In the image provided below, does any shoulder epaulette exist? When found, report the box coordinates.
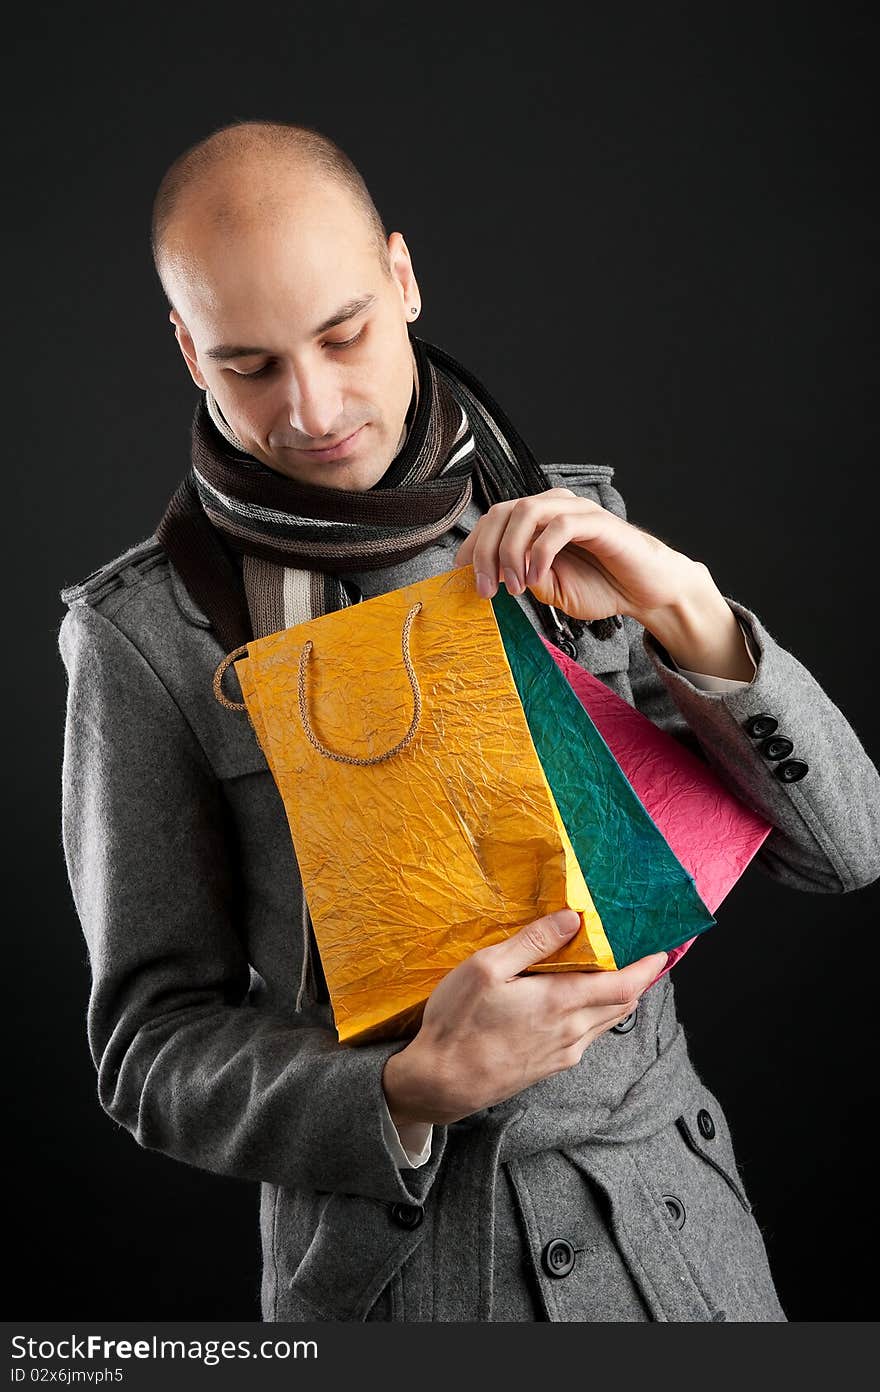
[59,535,167,609]
[543,460,616,483]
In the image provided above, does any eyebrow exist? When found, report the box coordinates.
[204,293,378,361]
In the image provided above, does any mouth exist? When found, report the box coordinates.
[294,425,368,462]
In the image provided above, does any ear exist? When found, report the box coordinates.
[387,231,419,317]
[169,310,208,390]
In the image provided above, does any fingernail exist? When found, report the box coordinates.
[553,909,580,936]
[475,571,495,598]
[503,567,522,594]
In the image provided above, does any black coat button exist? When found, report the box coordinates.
[541,1238,576,1278]
[611,1006,638,1034]
[662,1194,686,1229]
[390,1202,424,1229]
[744,714,778,739]
[697,1108,716,1140]
[774,759,809,783]
[760,735,794,760]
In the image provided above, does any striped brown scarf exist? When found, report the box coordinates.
[156,330,621,654]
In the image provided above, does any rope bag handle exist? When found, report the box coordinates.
[212,644,249,711]
[299,601,423,765]
[212,602,424,767]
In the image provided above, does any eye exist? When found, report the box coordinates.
[234,362,274,380]
[324,328,364,351]
[232,328,365,379]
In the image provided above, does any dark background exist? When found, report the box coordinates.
[9,1,878,1321]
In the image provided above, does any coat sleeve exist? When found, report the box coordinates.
[57,599,447,1203]
[594,490,880,896]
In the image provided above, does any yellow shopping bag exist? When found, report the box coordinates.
[213,565,615,1044]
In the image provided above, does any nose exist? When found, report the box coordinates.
[283,359,345,442]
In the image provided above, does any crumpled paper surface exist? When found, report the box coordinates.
[232,565,615,1045]
[492,585,718,969]
[536,619,773,976]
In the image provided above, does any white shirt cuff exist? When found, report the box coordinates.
[380,1092,433,1169]
[668,618,758,691]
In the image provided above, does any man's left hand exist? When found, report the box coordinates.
[452,489,756,681]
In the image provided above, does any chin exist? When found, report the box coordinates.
[328,464,390,492]
[312,450,395,493]
[264,436,393,490]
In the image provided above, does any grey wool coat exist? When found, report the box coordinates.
[57,459,880,1323]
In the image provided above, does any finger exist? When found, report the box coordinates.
[559,952,669,1012]
[569,996,642,1038]
[473,493,590,598]
[454,502,517,594]
[452,526,480,570]
[453,506,516,569]
[480,908,581,978]
[496,491,588,596]
[525,507,632,588]
[456,492,585,598]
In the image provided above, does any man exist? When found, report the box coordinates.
[58,119,880,1322]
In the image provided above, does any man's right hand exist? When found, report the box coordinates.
[381,909,668,1128]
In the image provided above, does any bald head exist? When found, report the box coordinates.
[151,120,391,307]
[153,120,422,492]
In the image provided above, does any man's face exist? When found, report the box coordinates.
[165,178,419,490]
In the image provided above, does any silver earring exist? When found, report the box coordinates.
[410,305,419,316]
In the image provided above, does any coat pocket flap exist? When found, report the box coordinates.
[675,1115,752,1214]
[288,1190,428,1320]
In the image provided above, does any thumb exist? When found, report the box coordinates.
[488,908,581,978]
